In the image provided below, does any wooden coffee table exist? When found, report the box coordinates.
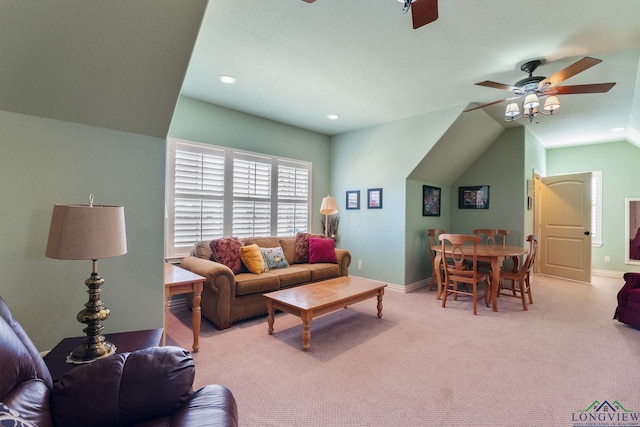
[264,276,387,351]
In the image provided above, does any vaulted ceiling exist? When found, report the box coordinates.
[1,1,639,151]
[182,0,640,148]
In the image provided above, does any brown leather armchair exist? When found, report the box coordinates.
[0,296,238,427]
[614,272,640,329]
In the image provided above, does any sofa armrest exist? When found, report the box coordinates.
[180,256,236,330]
[335,248,351,277]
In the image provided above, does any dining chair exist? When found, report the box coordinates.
[427,228,445,291]
[499,234,538,310]
[473,229,508,247]
[439,234,491,315]
[472,228,509,277]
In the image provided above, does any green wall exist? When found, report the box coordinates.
[331,106,462,286]
[405,179,451,286]
[547,140,640,272]
[451,128,528,246]
[0,110,165,351]
[168,96,332,235]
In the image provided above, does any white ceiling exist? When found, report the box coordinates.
[181,0,640,148]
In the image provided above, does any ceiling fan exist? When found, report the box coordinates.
[464,57,616,121]
[302,0,438,29]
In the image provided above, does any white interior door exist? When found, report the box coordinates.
[540,173,592,282]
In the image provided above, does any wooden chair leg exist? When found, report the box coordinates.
[518,279,528,310]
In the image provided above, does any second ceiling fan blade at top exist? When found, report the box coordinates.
[410,0,438,29]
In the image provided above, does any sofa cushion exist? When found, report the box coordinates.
[235,273,280,296]
[279,239,295,265]
[192,240,213,260]
[240,244,267,274]
[266,266,311,288]
[210,237,244,274]
[260,247,290,270]
[244,237,281,249]
[306,263,340,282]
[294,232,324,263]
[308,238,337,264]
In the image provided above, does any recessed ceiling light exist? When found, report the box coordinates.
[218,75,237,84]
[326,114,339,120]
[612,127,625,132]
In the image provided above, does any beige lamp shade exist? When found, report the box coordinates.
[46,204,127,260]
[320,195,338,215]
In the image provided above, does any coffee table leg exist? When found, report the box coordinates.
[267,300,274,335]
[301,311,312,352]
[377,289,384,318]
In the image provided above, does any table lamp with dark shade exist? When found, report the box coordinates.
[45,197,127,364]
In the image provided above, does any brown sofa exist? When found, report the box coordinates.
[0,296,238,427]
[180,236,351,329]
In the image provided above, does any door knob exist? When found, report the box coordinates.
[584,231,591,236]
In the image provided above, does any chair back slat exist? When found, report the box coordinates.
[473,229,508,247]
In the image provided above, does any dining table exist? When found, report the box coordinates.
[432,244,528,312]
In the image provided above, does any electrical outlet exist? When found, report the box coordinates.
[357,260,363,270]
[604,256,611,263]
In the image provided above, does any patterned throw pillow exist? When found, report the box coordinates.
[260,247,291,270]
[0,403,37,427]
[240,244,267,274]
[308,238,338,264]
[209,237,243,274]
[294,232,324,264]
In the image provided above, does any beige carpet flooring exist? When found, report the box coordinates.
[165,274,640,426]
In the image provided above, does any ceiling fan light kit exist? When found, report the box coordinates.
[470,56,615,124]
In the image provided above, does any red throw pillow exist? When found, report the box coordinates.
[294,232,324,263]
[308,238,337,264]
[209,237,243,274]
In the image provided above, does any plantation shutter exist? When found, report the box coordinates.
[173,145,225,250]
[232,155,272,237]
[277,162,309,235]
[591,171,602,245]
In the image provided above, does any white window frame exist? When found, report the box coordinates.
[165,138,312,259]
[591,170,602,247]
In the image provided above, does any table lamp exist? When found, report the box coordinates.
[320,195,338,238]
[45,195,127,364]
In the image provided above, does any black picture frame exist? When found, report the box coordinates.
[346,190,360,210]
[422,185,441,216]
[458,185,490,209]
[367,188,383,209]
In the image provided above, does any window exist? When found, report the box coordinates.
[591,171,602,246]
[166,139,311,258]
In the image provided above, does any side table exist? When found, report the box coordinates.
[43,328,163,382]
[164,262,205,352]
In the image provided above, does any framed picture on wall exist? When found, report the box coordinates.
[458,185,490,209]
[367,188,383,209]
[346,190,360,210]
[422,185,441,216]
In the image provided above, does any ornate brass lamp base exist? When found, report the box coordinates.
[66,261,117,364]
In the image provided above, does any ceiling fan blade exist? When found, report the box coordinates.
[475,80,521,93]
[411,0,438,29]
[538,57,602,88]
[552,83,616,95]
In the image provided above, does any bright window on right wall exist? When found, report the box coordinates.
[591,171,602,247]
